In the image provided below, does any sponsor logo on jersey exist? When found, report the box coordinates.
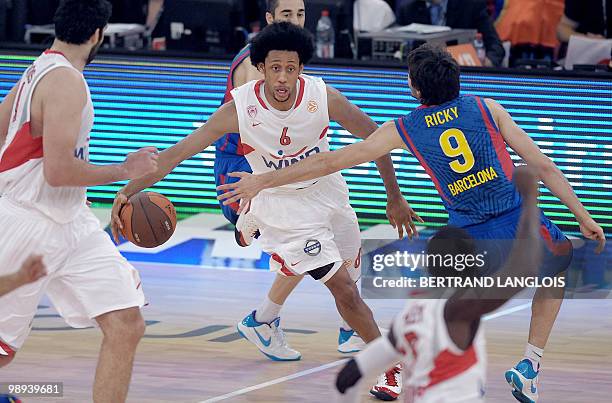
[304,239,321,256]
[262,146,320,170]
[247,105,258,119]
[447,166,498,196]
[307,100,318,113]
[74,146,87,160]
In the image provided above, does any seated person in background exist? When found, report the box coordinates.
[354,0,397,32]
[397,0,505,66]
[557,0,611,43]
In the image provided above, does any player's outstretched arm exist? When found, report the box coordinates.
[0,83,19,150]
[327,85,423,238]
[217,121,401,206]
[486,98,605,253]
[110,101,239,243]
[0,255,46,297]
[41,69,159,187]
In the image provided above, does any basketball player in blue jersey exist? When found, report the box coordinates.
[210,0,416,362]
[218,44,606,403]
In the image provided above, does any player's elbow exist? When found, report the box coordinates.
[532,157,557,178]
[44,163,69,187]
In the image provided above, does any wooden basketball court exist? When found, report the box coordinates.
[5,256,612,402]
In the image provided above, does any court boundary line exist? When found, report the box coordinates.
[199,302,532,402]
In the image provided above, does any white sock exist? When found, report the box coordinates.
[254,296,283,324]
[524,343,543,369]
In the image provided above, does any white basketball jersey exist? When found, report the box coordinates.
[393,299,487,403]
[231,74,342,191]
[0,50,93,223]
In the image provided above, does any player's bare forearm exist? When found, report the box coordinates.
[327,87,404,198]
[120,101,237,196]
[0,273,20,297]
[119,149,177,196]
[45,158,132,187]
[538,162,591,223]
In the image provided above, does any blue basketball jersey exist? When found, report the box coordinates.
[213,44,251,156]
[395,95,521,227]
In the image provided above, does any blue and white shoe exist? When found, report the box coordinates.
[338,328,366,353]
[505,359,539,403]
[237,311,301,361]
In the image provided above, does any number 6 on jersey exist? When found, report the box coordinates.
[280,127,292,146]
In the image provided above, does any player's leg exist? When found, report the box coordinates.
[505,218,571,403]
[331,206,366,353]
[47,219,146,402]
[322,263,380,342]
[0,204,55,369]
[94,307,145,402]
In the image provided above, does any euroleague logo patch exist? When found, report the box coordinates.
[307,100,318,113]
[304,239,322,256]
[247,105,258,119]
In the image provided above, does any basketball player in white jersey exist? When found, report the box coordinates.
[219,0,415,360]
[217,0,392,361]
[110,22,422,400]
[335,166,544,402]
[0,256,46,298]
[0,1,158,401]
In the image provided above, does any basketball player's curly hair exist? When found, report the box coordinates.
[426,226,479,279]
[54,0,112,45]
[407,43,461,106]
[250,22,314,67]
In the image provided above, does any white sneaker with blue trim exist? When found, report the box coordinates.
[338,328,366,353]
[237,310,301,361]
[505,359,539,403]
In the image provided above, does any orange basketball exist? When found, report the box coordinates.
[120,192,177,248]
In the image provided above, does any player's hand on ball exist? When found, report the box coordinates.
[216,172,263,211]
[386,195,424,239]
[16,255,47,286]
[578,217,606,254]
[111,192,129,244]
[123,147,159,179]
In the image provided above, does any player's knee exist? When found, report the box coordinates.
[330,279,361,310]
[98,308,145,345]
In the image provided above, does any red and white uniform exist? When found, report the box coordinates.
[0,51,144,351]
[231,75,360,282]
[393,299,487,403]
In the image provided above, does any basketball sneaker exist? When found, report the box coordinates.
[237,311,301,361]
[505,359,539,403]
[235,200,259,247]
[337,328,366,353]
[370,364,402,401]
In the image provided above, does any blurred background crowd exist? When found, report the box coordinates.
[0,0,610,71]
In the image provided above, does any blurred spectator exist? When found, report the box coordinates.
[495,0,564,66]
[557,0,611,42]
[109,0,164,28]
[354,0,396,31]
[397,0,505,66]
